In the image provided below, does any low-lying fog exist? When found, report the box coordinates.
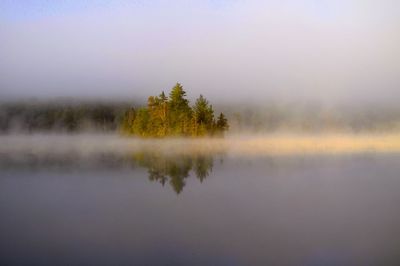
[1,133,400,159]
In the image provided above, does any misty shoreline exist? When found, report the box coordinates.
[2,101,400,134]
[1,133,400,158]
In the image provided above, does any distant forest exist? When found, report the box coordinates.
[0,100,129,133]
[120,83,229,137]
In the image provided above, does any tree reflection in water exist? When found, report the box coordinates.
[0,149,219,194]
[131,152,215,194]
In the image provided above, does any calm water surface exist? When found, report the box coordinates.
[1,152,400,265]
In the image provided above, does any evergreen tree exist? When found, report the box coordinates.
[193,95,214,136]
[216,112,229,135]
[168,83,192,135]
[159,91,169,136]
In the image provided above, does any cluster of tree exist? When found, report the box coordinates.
[120,83,229,137]
[0,101,130,133]
[3,94,400,134]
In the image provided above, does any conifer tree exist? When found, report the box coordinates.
[159,91,169,136]
[168,83,192,135]
[216,112,229,135]
[193,95,214,136]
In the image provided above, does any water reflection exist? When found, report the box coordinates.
[2,150,400,265]
[132,152,214,194]
[0,151,217,194]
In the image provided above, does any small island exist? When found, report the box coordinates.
[120,83,229,137]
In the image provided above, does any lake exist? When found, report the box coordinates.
[1,135,400,265]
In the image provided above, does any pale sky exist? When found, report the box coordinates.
[1,0,399,104]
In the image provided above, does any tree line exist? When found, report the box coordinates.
[0,101,129,133]
[120,83,229,137]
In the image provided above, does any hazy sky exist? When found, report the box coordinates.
[1,0,399,103]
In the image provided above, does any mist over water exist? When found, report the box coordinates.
[2,133,400,265]
[2,133,400,159]
[2,144,400,265]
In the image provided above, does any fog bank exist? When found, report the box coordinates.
[1,1,400,104]
[2,134,400,159]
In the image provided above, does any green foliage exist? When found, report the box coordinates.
[120,108,136,135]
[146,92,169,137]
[192,95,214,136]
[121,83,229,137]
[216,113,229,134]
[132,108,150,137]
[168,83,192,135]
